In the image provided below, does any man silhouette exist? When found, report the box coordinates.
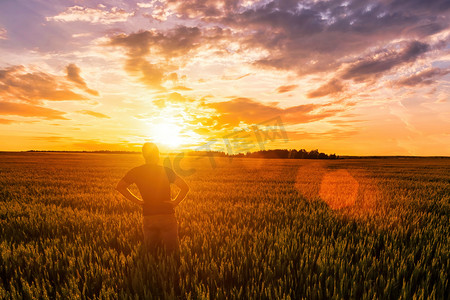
[116,142,189,254]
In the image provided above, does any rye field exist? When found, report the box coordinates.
[0,152,448,299]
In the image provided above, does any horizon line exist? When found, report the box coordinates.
[0,150,449,158]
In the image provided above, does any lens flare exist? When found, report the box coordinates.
[295,162,381,214]
[319,169,359,210]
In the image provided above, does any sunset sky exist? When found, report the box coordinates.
[0,0,449,155]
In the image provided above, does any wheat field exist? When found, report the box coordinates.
[0,152,448,299]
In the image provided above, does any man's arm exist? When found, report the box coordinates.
[171,175,189,207]
[115,179,144,207]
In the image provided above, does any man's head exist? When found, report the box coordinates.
[142,142,159,164]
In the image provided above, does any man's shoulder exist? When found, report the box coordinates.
[122,165,145,183]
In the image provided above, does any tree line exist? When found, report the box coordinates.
[188,149,339,159]
[26,149,339,159]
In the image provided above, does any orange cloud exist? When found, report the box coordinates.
[107,26,229,89]
[70,140,139,151]
[276,84,298,94]
[0,101,68,120]
[286,129,359,140]
[0,118,14,124]
[221,73,252,80]
[151,92,345,136]
[206,97,342,128]
[66,64,99,96]
[0,65,88,103]
[77,110,110,119]
[172,86,192,91]
[307,79,344,98]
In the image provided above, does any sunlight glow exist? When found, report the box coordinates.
[143,102,207,150]
[149,121,184,148]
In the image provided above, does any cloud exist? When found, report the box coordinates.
[107,26,228,89]
[77,110,110,119]
[164,0,242,19]
[276,84,298,93]
[172,86,192,91]
[221,73,252,80]
[137,3,154,9]
[286,128,359,140]
[0,118,14,124]
[140,2,174,21]
[206,97,341,127]
[162,0,448,79]
[307,79,344,98]
[152,92,194,108]
[0,101,68,120]
[108,26,205,59]
[47,6,134,24]
[150,93,343,138]
[0,65,100,121]
[66,64,99,96]
[139,61,165,89]
[152,92,344,132]
[103,0,447,95]
[0,65,88,103]
[66,64,86,85]
[396,67,450,87]
[27,136,139,151]
[0,27,7,40]
[342,41,430,82]
[30,136,71,142]
[70,140,139,151]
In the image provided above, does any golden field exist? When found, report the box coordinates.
[0,153,448,299]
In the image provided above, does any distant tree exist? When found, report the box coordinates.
[275,149,289,158]
[289,149,297,159]
[295,149,308,159]
[209,148,337,159]
[318,152,328,159]
[308,149,319,159]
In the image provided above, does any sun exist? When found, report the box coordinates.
[149,120,185,148]
[144,103,205,149]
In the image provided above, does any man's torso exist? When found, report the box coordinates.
[124,164,175,215]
